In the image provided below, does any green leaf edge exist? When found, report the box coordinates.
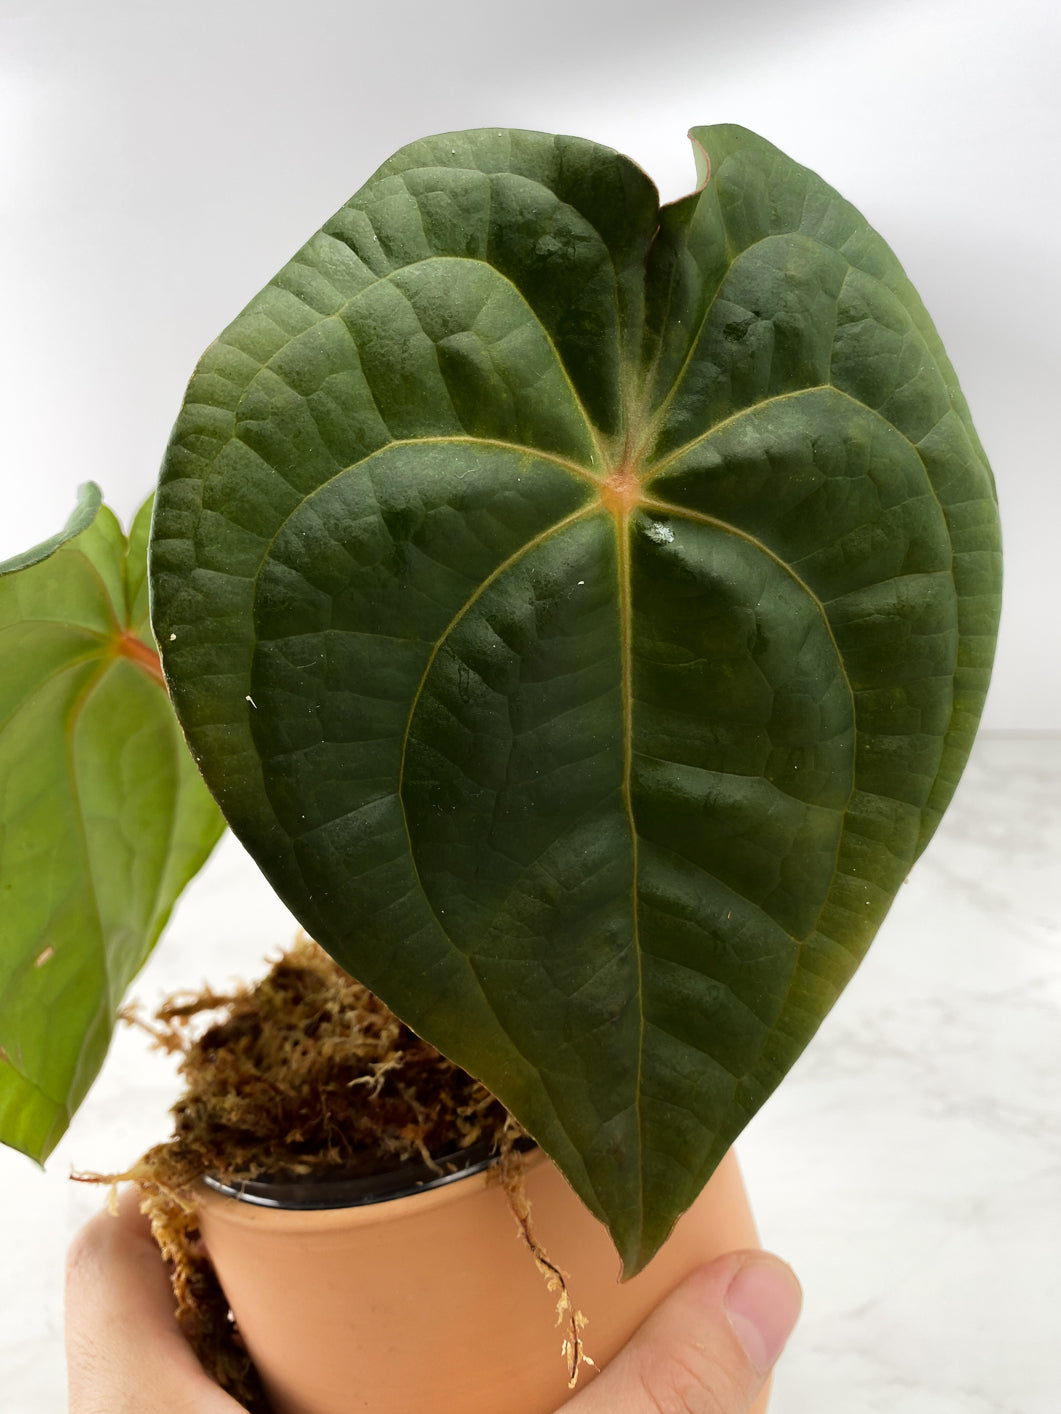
[0,482,103,576]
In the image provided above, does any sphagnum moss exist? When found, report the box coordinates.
[79,938,591,1410]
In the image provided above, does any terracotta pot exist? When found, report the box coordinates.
[196,1147,768,1414]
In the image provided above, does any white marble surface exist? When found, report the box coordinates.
[1,732,1058,1412]
[740,734,1061,1414]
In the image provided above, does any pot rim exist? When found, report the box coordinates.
[202,1136,536,1211]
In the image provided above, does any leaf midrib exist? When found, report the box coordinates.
[384,461,853,1262]
[614,505,645,1249]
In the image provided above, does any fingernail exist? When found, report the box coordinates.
[724,1256,802,1373]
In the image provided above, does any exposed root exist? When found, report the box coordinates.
[496,1126,595,1388]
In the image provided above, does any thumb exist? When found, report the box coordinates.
[560,1251,802,1414]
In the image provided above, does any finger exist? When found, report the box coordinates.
[561,1250,801,1414]
[65,1187,239,1413]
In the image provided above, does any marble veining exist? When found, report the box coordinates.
[1,733,1058,1412]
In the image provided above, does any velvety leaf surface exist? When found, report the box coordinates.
[0,489,225,1162]
[150,125,1002,1272]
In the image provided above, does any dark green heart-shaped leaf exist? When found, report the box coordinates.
[150,125,1002,1272]
[0,488,225,1162]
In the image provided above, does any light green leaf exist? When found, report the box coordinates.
[0,492,225,1162]
[0,482,102,574]
[150,125,1002,1272]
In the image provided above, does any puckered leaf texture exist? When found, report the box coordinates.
[150,125,1001,1273]
[0,489,225,1162]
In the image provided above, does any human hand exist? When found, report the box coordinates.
[66,1189,242,1413]
[557,1249,801,1414]
[66,1190,800,1414]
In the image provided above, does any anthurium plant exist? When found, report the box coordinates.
[0,124,1001,1276]
[0,490,224,1159]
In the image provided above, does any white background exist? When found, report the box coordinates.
[2,0,1058,728]
[1,2,1059,1410]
